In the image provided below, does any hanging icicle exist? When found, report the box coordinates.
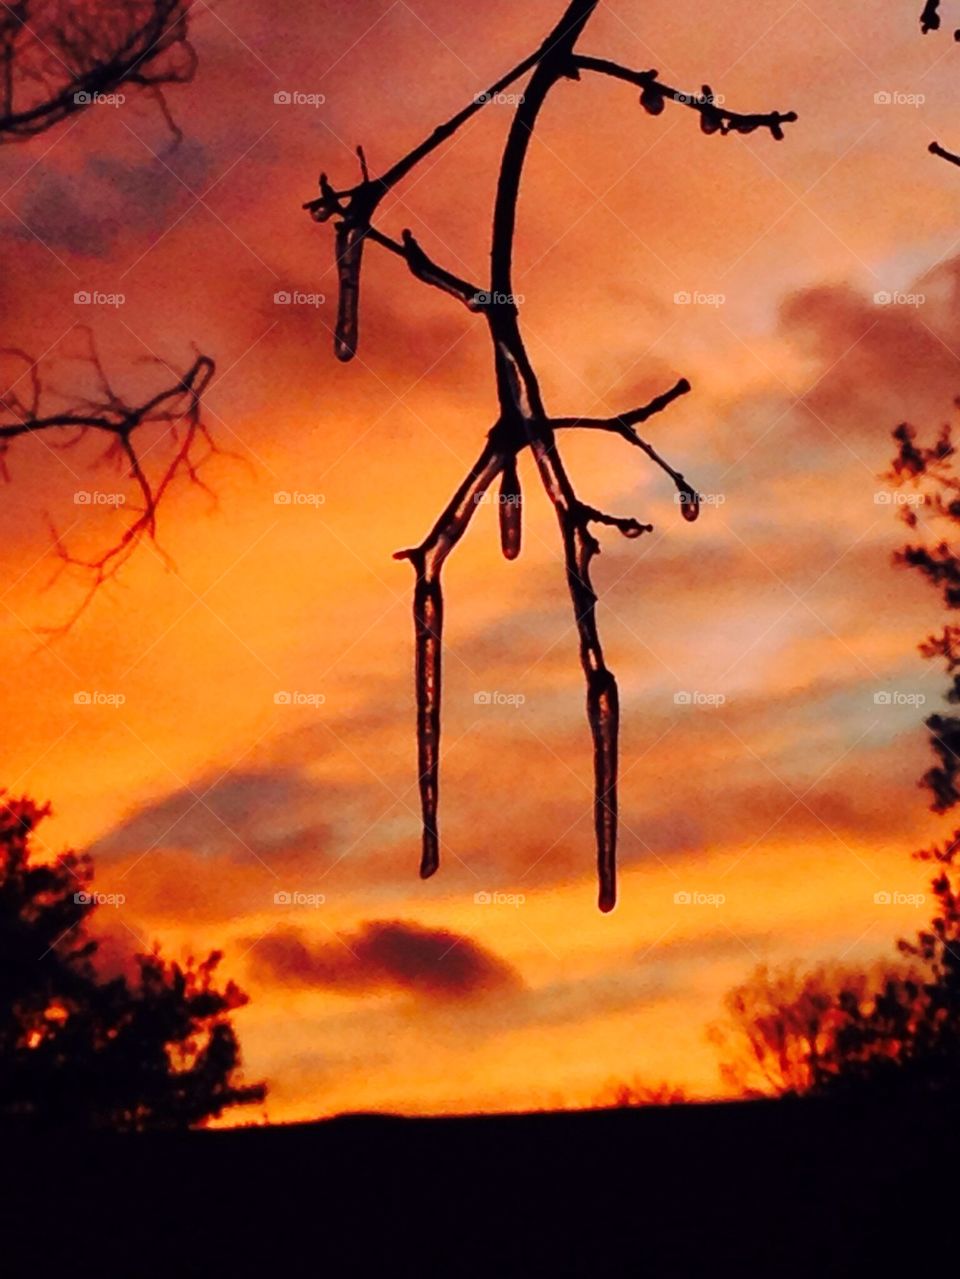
[306,0,795,909]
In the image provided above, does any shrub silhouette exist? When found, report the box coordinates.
[0,795,264,1130]
[714,411,960,1099]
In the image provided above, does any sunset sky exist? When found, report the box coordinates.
[2,0,960,1120]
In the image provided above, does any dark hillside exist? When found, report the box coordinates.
[3,1099,950,1277]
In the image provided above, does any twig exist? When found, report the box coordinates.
[306,0,795,910]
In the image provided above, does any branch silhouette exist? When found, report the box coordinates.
[0,0,196,144]
[305,0,796,910]
[0,334,217,629]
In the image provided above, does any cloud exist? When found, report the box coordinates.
[249,919,523,1002]
[88,766,336,864]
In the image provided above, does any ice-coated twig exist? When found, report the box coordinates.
[306,0,795,909]
[931,139,960,166]
[394,443,508,878]
[573,58,797,139]
[921,0,943,34]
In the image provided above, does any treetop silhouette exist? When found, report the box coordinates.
[0,794,265,1130]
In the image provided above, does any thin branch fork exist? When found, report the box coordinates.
[306,0,796,910]
[0,338,217,628]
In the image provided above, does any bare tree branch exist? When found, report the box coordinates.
[0,333,217,629]
[0,0,196,144]
[921,0,943,33]
[573,58,797,139]
[931,139,960,167]
[306,0,796,910]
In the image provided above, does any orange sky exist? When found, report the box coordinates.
[1,0,958,1120]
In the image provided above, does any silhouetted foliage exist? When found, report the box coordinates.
[0,0,196,144]
[594,1078,687,1107]
[304,0,796,910]
[714,419,960,1098]
[0,795,264,1130]
[710,963,929,1098]
[889,419,960,807]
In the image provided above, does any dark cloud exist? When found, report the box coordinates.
[88,767,335,863]
[10,171,120,258]
[778,257,960,444]
[5,141,213,260]
[249,919,522,1002]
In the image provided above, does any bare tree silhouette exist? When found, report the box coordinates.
[0,334,218,628]
[0,3,214,619]
[0,0,196,144]
[304,0,796,910]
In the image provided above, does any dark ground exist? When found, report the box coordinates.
[3,1098,950,1277]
